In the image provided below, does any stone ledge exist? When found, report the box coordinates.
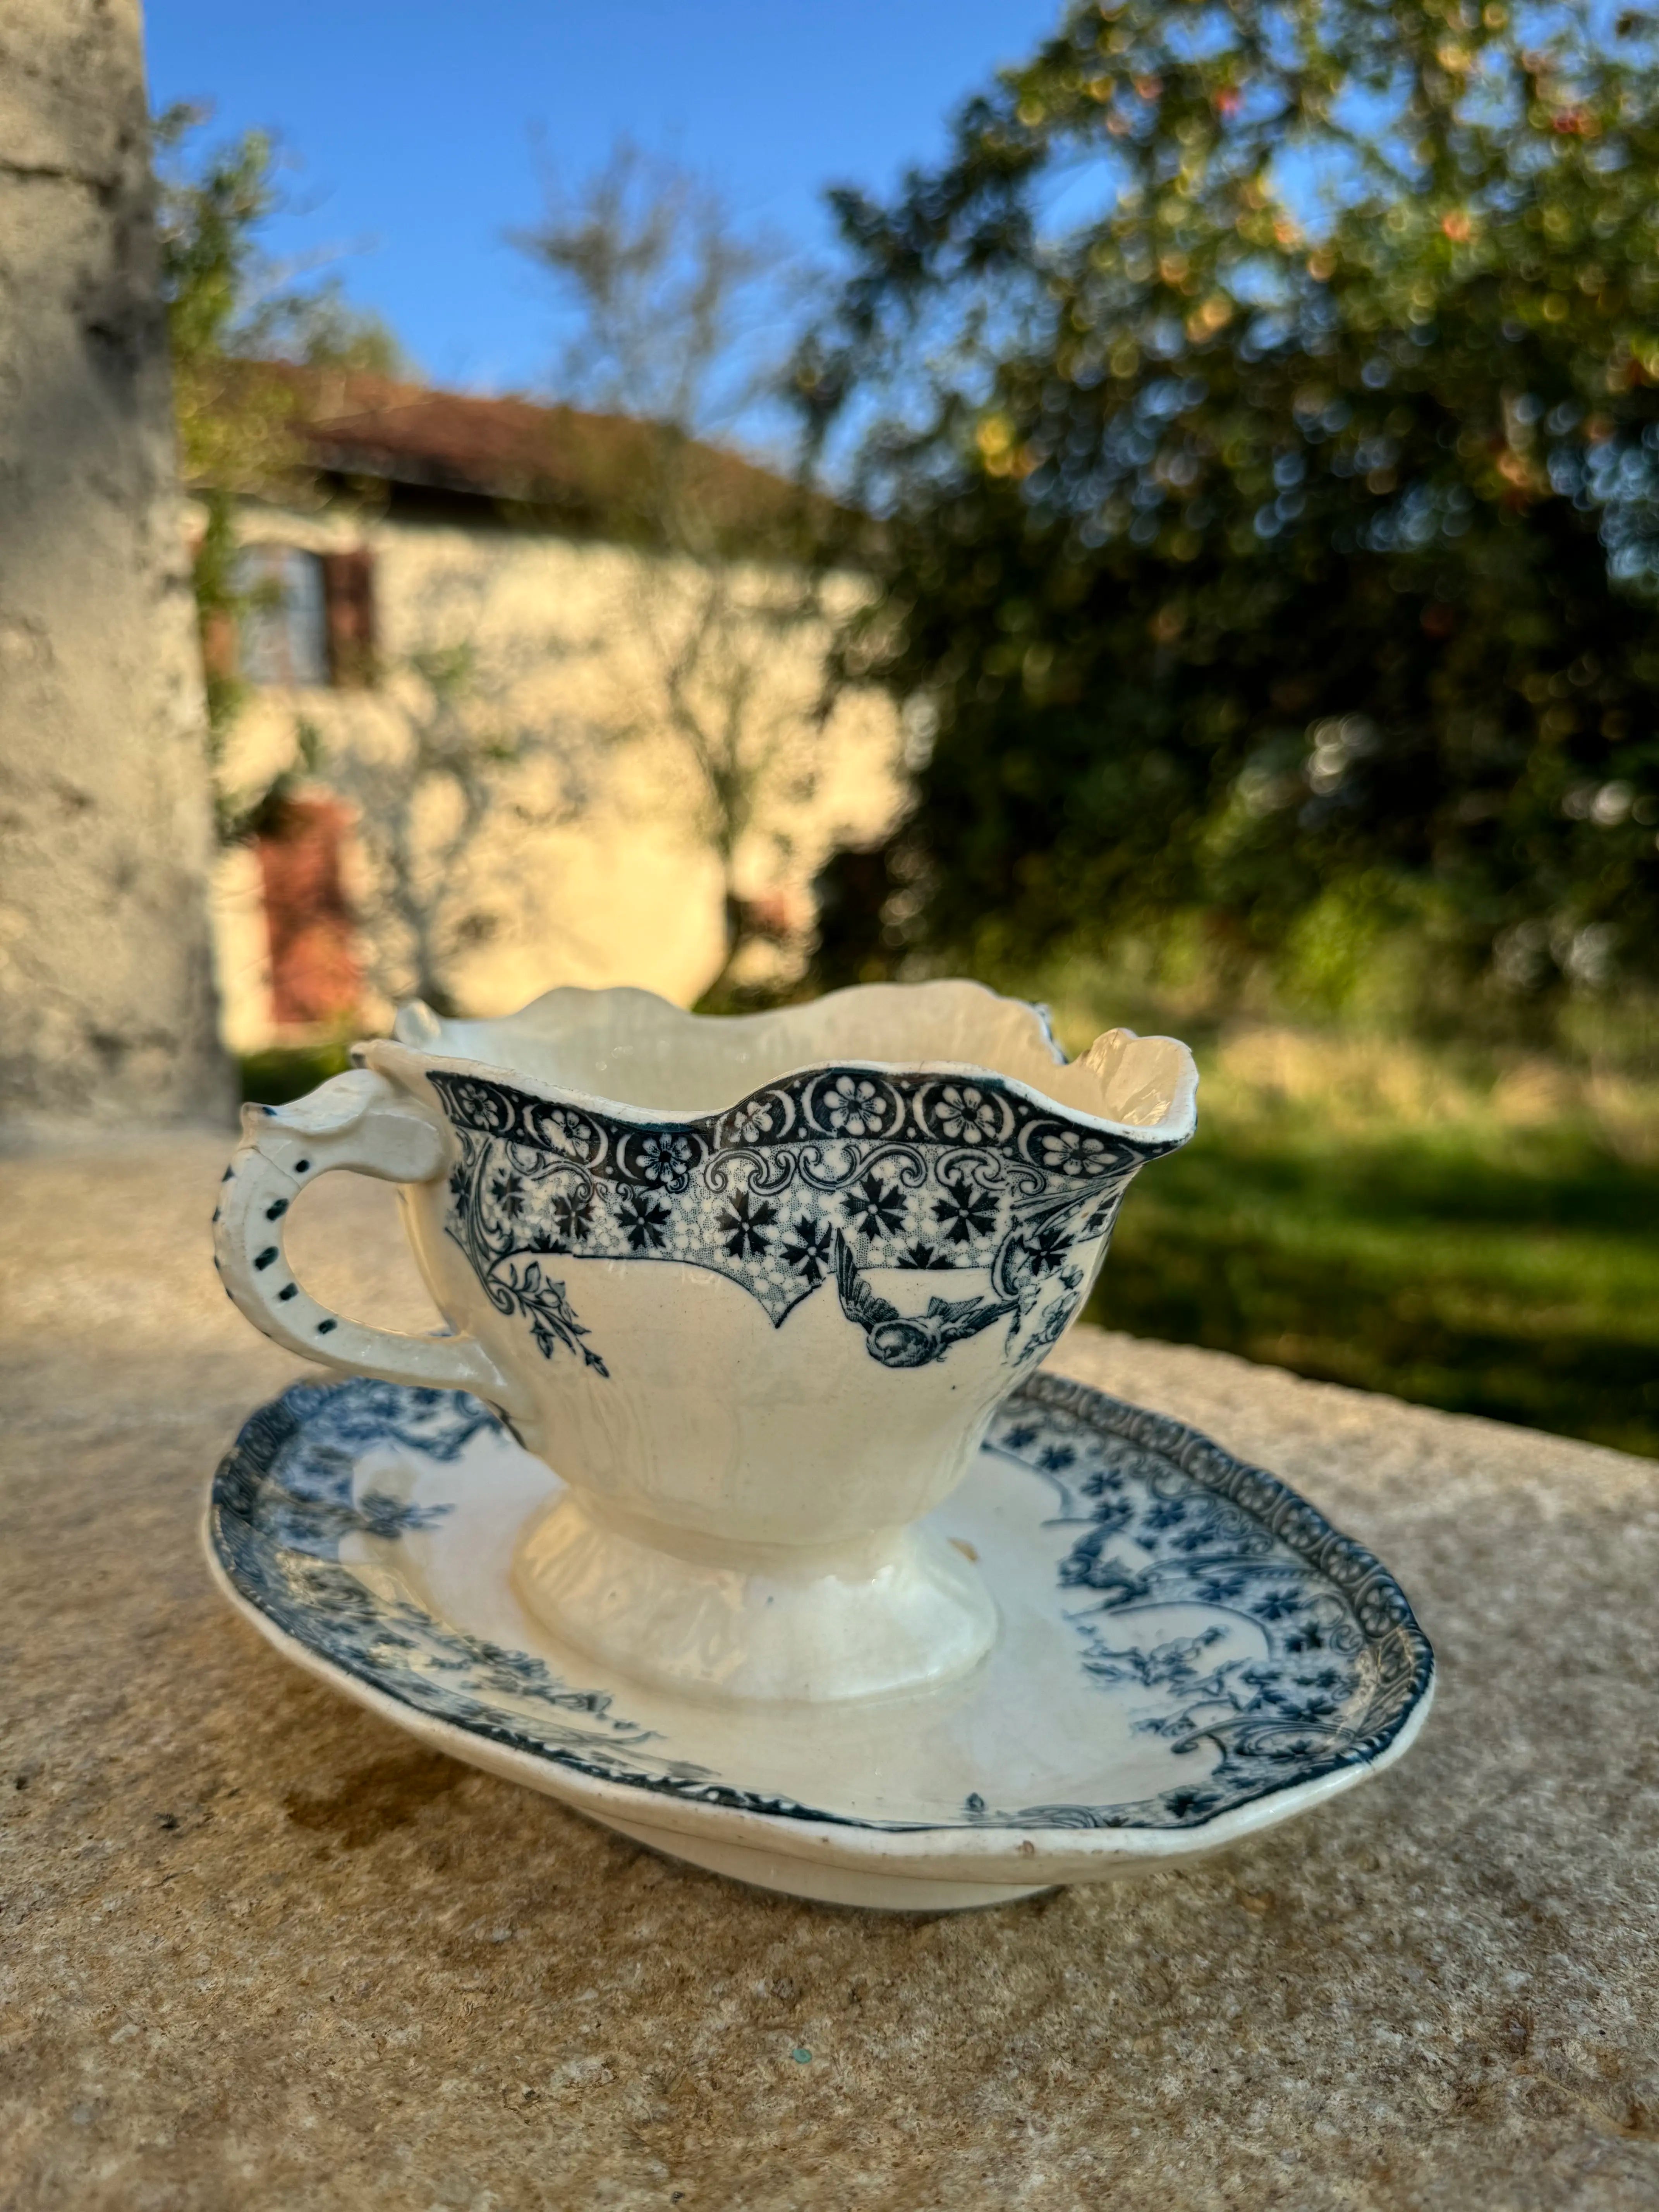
[3,1131,1656,2209]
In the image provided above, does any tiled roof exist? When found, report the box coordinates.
[246,365,808,547]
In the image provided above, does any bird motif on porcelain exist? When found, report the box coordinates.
[833,1230,1016,1367]
[428,1066,1181,1381]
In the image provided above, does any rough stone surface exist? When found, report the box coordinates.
[3,1131,1657,2210]
[0,1,229,1122]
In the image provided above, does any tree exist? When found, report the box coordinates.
[513,142,845,1005]
[157,110,613,1023]
[285,624,601,1017]
[803,0,1659,1024]
[154,105,404,788]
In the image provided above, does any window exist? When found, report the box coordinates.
[319,547,376,687]
[235,546,330,688]
[232,544,377,689]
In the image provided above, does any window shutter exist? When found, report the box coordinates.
[321,548,377,687]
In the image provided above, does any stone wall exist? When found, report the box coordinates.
[0,0,230,1123]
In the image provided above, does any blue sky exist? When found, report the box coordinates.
[144,1,1065,396]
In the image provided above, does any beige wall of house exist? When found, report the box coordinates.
[209,498,904,1050]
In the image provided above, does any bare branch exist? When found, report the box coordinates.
[511,137,846,1005]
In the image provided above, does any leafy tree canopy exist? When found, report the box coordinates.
[155,104,406,489]
[153,105,406,775]
[804,0,1659,1016]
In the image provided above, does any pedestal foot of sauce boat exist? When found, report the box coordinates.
[512,1492,998,1703]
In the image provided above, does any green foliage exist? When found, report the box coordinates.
[154,106,276,376]
[1021,958,1659,1453]
[153,105,406,796]
[1096,1092,1659,1458]
[190,488,249,792]
[239,1038,354,1106]
[806,0,1659,1020]
[220,715,324,847]
[154,102,407,418]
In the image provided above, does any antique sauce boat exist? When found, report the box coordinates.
[215,981,1198,1706]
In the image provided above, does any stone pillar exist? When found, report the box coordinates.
[0,0,232,1123]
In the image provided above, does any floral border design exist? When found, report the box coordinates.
[428,1066,1182,1378]
[209,1374,1433,1836]
[966,1377,1431,1827]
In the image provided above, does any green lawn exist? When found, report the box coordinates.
[242,1021,1659,1460]
[240,1039,354,1105]
[1090,1102,1659,1459]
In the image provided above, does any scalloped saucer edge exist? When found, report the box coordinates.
[204,1371,1434,1913]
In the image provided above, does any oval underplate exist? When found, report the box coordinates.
[205,1372,1433,1912]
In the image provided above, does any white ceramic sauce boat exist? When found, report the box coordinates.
[216,981,1197,1704]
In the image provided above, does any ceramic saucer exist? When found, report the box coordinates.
[205,1373,1433,1912]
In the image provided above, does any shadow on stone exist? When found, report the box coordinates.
[283,1749,466,1849]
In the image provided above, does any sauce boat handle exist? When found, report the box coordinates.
[213,1069,522,1412]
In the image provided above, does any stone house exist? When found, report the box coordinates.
[204,372,902,1051]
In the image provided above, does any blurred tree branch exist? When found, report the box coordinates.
[154,103,405,797]
[282,612,607,1017]
[513,140,835,1005]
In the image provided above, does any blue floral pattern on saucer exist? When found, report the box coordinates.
[208,1375,1432,1837]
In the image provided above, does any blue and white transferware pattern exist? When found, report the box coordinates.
[214,984,1204,1718]
[206,1372,1433,1908]
[428,1063,1176,1381]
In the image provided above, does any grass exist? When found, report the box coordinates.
[239,1039,354,1106]
[242,1005,1659,1461]
[1053,1014,1659,1460]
